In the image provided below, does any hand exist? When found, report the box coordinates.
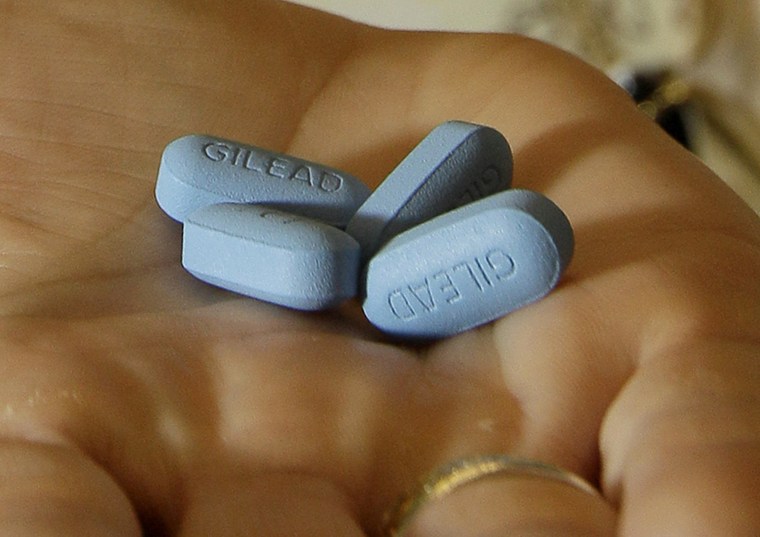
[1,1,759,535]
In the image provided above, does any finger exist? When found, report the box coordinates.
[0,321,205,534]
[393,471,616,537]
[601,339,760,535]
[0,440,140,536]
[179,470,366,537]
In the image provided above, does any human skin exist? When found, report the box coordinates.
[0,1,759,535]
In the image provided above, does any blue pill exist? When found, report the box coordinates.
[182,203,360,310]
[362,190,574,339]
[156,134,370,227]
[345,121,512,261]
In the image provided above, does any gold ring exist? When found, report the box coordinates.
[381,454,599,537]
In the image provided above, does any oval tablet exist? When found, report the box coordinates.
[362,190,573,339]
[346,121,512,261]
[182,203,360,310]
[156,134,370,227]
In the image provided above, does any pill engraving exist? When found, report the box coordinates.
[182,203,360,310]
[346,121,513,261]
[362,190,573,339]
[456,166,504,205]
[386,248,516,320]
[202,141,344,192]
[155,134,370,227]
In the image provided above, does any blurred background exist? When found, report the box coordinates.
[286,0,760,214]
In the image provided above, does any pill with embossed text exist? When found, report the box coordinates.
[182,203,361,310]
[156,134,371,227]
[362,189,574,339]
[345,120,512,261]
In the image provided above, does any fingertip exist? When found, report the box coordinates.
[0,440,142,536]
[616,444,760,536]
[601,342,760,536]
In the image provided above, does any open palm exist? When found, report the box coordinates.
[1,1,759,535]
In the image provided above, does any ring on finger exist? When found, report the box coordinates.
[381,454,599,537]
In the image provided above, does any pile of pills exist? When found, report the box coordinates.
[155,121,574,339]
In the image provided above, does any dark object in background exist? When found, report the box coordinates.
[618,71,692,150]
